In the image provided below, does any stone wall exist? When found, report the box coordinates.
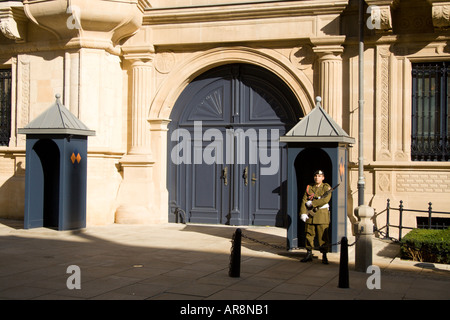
[0,0,449,231]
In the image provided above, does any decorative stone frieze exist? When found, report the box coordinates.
[375,45,392,161]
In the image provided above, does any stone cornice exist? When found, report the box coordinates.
[311,36,345,58]
[143,1,349,46]
[311,36,346,47]
[137,0,152,13]
[122,44,155,62]
[143,0,349,25]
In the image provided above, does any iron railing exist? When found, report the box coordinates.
[379,199,450,241]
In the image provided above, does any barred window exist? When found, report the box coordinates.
[411,62,450,161]
[0,69,12,147]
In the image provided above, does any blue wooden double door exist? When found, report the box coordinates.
[169,64,301,226]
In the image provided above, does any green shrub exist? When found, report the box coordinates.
[400,228,450,264]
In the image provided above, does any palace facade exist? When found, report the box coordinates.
[0,0,449,236]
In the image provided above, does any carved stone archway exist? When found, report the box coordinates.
[147,46,316,221]
[149,46,315,121]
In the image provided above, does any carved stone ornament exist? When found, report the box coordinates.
[155,51,176,74]
[23,0,145,51]
[365,0,399,33]
[427,0,450,29]
[0,1,27,42]
[378,173,391,192]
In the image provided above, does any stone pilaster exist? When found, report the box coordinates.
[313,41,344,126]
[148,118,171,223]
[115,50,157,224]
[126,53,154,157]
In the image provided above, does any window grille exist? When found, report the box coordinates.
[411,62,450,161]
[0,69,12,147]
[416,217,450,230]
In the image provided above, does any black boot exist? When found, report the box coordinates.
[301,250,313,263]
[322,252,329,264]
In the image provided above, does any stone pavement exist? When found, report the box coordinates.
[0,219,449,302]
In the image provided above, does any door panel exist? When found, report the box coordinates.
[169,64,301,226]
[240,65,293,125]
[185,133,229,224]
[191,162,219,216]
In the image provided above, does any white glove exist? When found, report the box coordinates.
[300,214,309,222]
[306,200,313,208]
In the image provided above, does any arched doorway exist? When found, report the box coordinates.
[28,139,61,228]
[168,63,302,226]
[294,148,333,247]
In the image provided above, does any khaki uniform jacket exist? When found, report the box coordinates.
[299,183,332,225]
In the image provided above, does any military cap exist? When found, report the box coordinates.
[314,170,324,175]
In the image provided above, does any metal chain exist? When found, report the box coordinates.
[175,206,361,251]
[241,228,447,261]
[348,234,360,247]
[228,229,361,275]
[240,232,286,250]
[240,230,360,251]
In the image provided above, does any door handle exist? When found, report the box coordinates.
[243,166,248,186]
[251,172,257,185]
[222,167,228,186]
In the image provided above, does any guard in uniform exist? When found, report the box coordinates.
[299,170,332,264]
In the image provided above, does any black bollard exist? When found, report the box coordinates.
[228,228,242,278]
[338,236,349,288]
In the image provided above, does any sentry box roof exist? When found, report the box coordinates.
[280,97,354,145]
[18,94,95,137]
